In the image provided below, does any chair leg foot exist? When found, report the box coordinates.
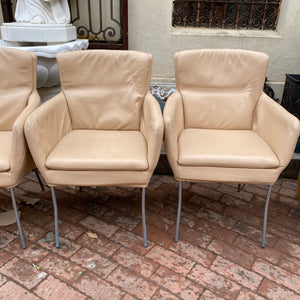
[262,185,272,248]
[51,187,60,248]
[141,188,147,247]
[237,184,245,192]
[175,181,182,242]
[10,188,26,249]
[33,168,45,191]
[238,184,241,192]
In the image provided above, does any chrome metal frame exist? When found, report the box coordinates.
[50,186,148,248]
[262,185,272,248]
[34,168,45,191]
[10,188,25,248]
[175,181,182,242]
[175,181,273,248]
[141,187,147,247]
[51,187,60,248]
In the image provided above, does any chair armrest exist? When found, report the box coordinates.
[253,92,300,167]
[140,92,164,172]
[10,91,41,172]
[24,92,72,173]
[163,90,184,167]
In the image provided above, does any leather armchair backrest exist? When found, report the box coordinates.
[175,49,269,130]
[0,48,36,130]
[57,50,152,130]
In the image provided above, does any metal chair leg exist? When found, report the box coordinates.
[51,187,60,248]
[237,184,245,192]
[262,185,272,248]
[34,168,45,191]
[141,188,147,247]
[10,188,26,248]
[175,181,182,242]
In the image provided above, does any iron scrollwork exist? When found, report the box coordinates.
[69,0,121,42]
[172,0,282,30]
[68,0,128,49]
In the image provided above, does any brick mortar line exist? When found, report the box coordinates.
[259,277,300,298]
[107,266,160,300]
[109,247,162,280]
[70,269,109,299]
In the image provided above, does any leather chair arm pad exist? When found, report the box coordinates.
[11,91,40,172]
[140,92,164,172]
[163,90,184,164]
[25,92,72,173]
[253,92,300,167]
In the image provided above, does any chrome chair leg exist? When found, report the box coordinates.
[33,168,45,191]
[10,188,26,248]
[238,184,241,192]
[51,187,60,248]
[141,188,147,247]
[175,181,182,242]
[262,185,272,248]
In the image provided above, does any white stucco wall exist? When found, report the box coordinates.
[128,0,300,99]
[0,9,3,33]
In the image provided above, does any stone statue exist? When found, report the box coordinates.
[15,0,71,24]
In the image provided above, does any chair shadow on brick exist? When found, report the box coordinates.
[0,48,41,248]
[25,50,164,248]
[163,49,300,247]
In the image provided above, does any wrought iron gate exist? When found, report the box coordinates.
[68,0,128,49]
[1,0,128,49]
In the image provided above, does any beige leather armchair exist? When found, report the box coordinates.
[25,50,164,248]
[164,49,300,247]
[0,48,40,248]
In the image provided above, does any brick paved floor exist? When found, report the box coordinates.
[0,172,300,299]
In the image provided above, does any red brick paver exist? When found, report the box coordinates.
[0,281,40,300]
[0,174,299,299]
[33,275,86,299]
[0,257,47,289]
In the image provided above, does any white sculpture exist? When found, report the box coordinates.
[15,0,71,24]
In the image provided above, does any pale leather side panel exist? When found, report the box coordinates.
[140,92,164,172]
[25,92,72,178]
[0,90,40,187]
[43,169,153,188]
[253,92,300,168]
[174,165,285,185]
[163,90,184,175]
[0,132,11,172]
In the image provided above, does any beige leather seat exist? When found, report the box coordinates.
[0,48,40,248]
[25,50,164,248]
[164,49,300,247]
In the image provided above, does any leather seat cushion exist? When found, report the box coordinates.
[46,130,148,171]
[0,131,11,172]
[178,129,279,169]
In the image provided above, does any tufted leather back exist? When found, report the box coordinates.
[57,50,152,130]
[175,49,269,130]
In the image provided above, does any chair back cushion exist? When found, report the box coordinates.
[57,50,152,130]
[175,49,269,130]
[0,48,36,130]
